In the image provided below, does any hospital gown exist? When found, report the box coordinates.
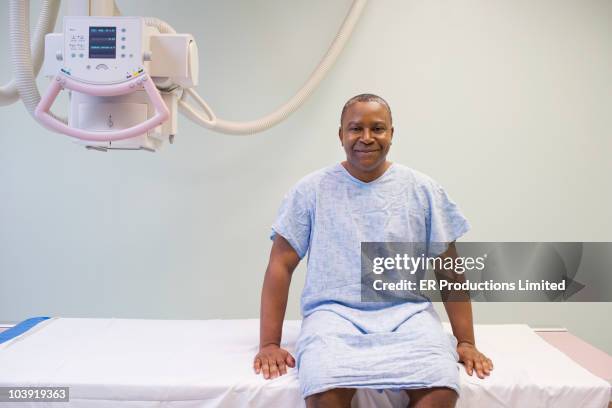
[270,163,470,398]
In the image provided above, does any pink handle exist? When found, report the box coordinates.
[34,73,170,142]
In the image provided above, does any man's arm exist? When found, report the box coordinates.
[254,234,301,379]
[435,242,493,379]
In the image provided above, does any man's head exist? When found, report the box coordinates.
[339,94,394,177]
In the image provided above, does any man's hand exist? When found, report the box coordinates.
[254,344,296,379]
[457,342,494,379]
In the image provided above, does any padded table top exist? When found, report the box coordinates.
[0,318,610,407]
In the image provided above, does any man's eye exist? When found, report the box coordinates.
[374,127,385,132]
[350,127,361,132]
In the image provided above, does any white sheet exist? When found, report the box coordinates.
[0,318,609,407]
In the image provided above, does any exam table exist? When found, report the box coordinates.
[0,318,610,407]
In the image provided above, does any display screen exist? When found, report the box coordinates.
[89,26,116,59]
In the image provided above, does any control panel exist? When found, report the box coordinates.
[62,17,145,84]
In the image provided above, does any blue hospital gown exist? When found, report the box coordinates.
[270,163,470,398]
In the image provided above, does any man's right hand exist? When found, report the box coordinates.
[253,344,296,379]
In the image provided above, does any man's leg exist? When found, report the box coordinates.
[305,388,356,408]
[405,387,458,408]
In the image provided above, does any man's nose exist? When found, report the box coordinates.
[360,129,374,143]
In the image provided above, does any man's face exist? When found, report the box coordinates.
[339,101,394,173]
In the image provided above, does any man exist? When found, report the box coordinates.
[254,94,493,408]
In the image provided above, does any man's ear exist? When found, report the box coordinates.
[338,127,343,145]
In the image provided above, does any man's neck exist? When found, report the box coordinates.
[341,161,392,183]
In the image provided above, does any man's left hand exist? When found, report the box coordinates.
[457,343,494,379]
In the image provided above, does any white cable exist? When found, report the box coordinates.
[0,0,60,106]
[178,0,367,135]
[9,0,65,123]
[143,17,176,34]
[9,0,40,116]
[143,3,367,135]
[113,0,121,16]
[178,88,216,126]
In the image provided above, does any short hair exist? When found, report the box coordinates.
[340,93,393,126]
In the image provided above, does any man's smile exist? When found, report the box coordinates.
[354,149,380,153]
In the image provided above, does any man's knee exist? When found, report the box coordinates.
[305,388,356,408]
[406,387,458,408]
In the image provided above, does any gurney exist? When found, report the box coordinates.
[0,318,610,407]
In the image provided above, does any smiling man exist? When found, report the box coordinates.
[254,94,493,408]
